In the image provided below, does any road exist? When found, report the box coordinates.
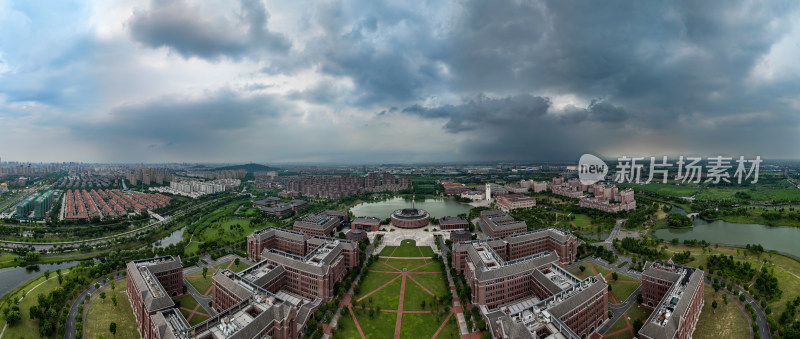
[65,273,121,339]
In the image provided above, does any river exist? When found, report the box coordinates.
[0,261,80,297]
[652,206,800,258]
[350,196,472,219]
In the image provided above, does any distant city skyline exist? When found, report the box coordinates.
[1,1,799,163]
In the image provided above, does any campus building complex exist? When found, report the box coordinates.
[639,262,705,339]
[128,227,360,339]
[547,177,637,213]
[452,228,605,339]
[292,210,344,237]
[438,216,469,230]
[495,194,536,212]
[479,209,527,237]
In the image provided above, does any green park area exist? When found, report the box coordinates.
[215,258,251,273]
[693,285,751,339]
[338,249,457,339]
[182,199,277,256]
[0,270,71,339]
[173,294,210,326]
[603,303,653,339]
[569,262,641,304]
[186,268,217,295]
[84,279,139,339]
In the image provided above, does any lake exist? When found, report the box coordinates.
[0,261,80,297]
[350,197,472,219]
[652,207,800,258]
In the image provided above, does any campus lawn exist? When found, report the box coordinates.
[402,279,438,311]
[379,246,397,256]
[382,258,428,271]
[409,260,443,273]
[355,272,400,299]
[84,280,139,339]
[408,272,449,297]
[626,304,652,326]
[186,273,216,295]
[0,270,72,339]
[351,307,397,339]
[370,260,401,272]
[608,272,640,303]
[214,259,251,273]
[357,278,401,310]
[568,265,591,278]
[393,239,424,257]
[173,294,199,311]
[435,314,461,339]
[604,313,629,335]
[588,262,613,276]
[332,308,362,339]
[399,313,445,338]
[420,246,436,257]
[694,285,750,339]
[188,313,210,326]
[571,213,593,228]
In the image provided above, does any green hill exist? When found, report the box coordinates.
[213,163,281,172]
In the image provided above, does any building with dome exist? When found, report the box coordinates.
[390,198,430,228]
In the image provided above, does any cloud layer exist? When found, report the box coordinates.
[0,0,798,163]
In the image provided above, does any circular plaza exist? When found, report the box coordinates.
[390,207,430,228]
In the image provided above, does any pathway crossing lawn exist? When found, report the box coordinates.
[571,214,593,228]
[214,259,251,273]
[186,274,215,295]
[402,279,438,311]
[393,239,425,257]
[85,280,139,339]
[608,272,640,303]
[436,314,461,339]
[399,313,444,338]
[590,263,613,276]
[693,287,750,339]
[604,304,651,339]
[188,313,210,326]
[379,246,398,256]
[359,278,401,310]
[355,272,400,298]
[383,258,428,271]
[332,308,361,339]
[1,270,72,339]
[408,273,449,297]
[174,294,199,312]
[352,308,397,339]
[370,260,401,272]
[410,261,443,273]
[420,246,435,257]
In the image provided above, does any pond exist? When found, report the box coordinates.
[350,196,472,219]
[152,226,186,248]
[652,206,800,258]
[0,261,80,297]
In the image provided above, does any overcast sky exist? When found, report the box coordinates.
[1,0,799,164]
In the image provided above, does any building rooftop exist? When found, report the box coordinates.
[639,262,704,339]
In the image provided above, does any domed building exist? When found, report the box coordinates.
[390,198,430,228]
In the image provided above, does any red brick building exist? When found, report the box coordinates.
[479,209,527,237]
[452,227,578,273]
[438,216,469,230]
[126,256,183,339]
[639,262,705,339]
[292,210,343,236]
[351,216,382,231]
[495,194,536,211]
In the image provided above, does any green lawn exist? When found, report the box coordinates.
[352,307,397,339]
[383,258,429,271]
[409,261,443,273]
[609,281,640,304]
[187,313,210,326]
[0,270,72,339]
[408,273,449,297]
[694,285,750,339]
[392,239,425,257]
[358,278,401,310]
[619,183,701,198]
[420,246,435,257]
[402,278,438,311]
[695,186,800,201]
[186,274,215,295]
[355,272,400,298]
[84,280,139,339]
[379,246,397,256]
[399,312,446,338]
[332,308,362,339]
[214,259,251,273]
[370,260,401,272]
[571,213,593,228]
[173,294,199,311]
[435,314,461,339]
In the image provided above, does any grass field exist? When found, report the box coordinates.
[619,183,701,198]
[214,258,251,273]
[383,258,430,271]
[183,199,275,256]
[695,186,800,201]
[379,246,397,256]
[608,276,641,304]
[358,277,401,310]
[351,308,397,339]
[663,243,800,316]
[604,304,652,339]
[435,315,461,339]
[84,280,139,339]
[399,313,446,338]
[356,272,400,296]
[387,239,433,257]
[694,285,751,339]
[402,278,437,311]
[186,273,215,295]
[332,308,361,339]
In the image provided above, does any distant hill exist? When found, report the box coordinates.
[213,163,281,172]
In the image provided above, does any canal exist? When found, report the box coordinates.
[350,196,472,219]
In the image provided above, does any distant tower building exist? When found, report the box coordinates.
[486,184,492,201]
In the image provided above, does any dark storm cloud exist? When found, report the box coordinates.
[73,89,287,150]
[128,0,291,61]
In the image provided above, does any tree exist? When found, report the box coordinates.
[712,300,718,313]
[110,280,116,291]
[112,295,118,308]
[43,270,51,280]
[202,267,209,278]
[579,265,586,273]
[109,322,117,337]
[234,258,241,266]
[611,272,619,281]
[100,292,106,303]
